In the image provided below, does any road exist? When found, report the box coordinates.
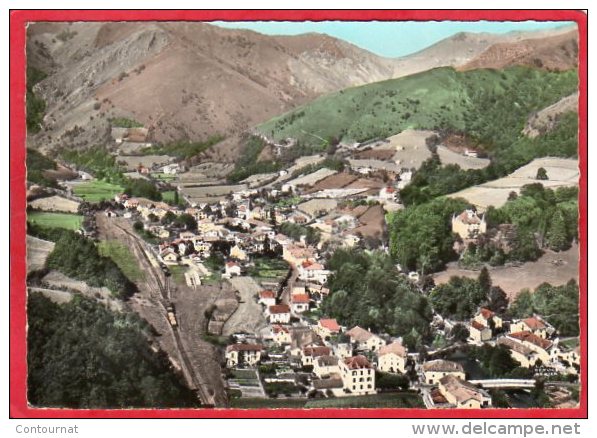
[96,214,228,407]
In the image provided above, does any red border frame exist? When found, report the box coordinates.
[10,9,588,419]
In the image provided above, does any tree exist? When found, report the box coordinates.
[536,167,549,180]
[487,286,508,314]
[546,210,569,251]
[478,266,492,293]
[451,323,470,343]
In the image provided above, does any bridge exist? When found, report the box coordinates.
[468,379,536,389]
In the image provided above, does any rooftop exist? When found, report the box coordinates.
[343,355,373,370]
[422,359,464,373]
[378,341,407,358]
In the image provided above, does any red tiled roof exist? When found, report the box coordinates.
[269,304,290,314]
[291,293,310,304]
[521,317,547,330]
[479,308,495,320]
[272,325,289,334]
[319,318,341,333]
[226,343,263,352]
[509,331,553,350]
[259,290,276,299]
[343,355,372,370]
[346,325,373,342]
[303,346,331,357]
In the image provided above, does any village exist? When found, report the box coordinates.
[52,123,577,410]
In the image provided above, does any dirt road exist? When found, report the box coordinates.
[95,213,228,407]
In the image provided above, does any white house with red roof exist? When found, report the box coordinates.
[258,290,277,307]
[297,260,331,284]
[316,318,342,339]
[473,308,503,330]
[379,186,397,201]
[510,316,554,339]
[339,355,376,395]
[271,325,291,345]
[267,304,291,324]
[224,261,242,277]
[290,293,310,314]
[301,345,332,367]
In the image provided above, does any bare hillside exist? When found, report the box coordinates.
[459,30,578,71]
[523,92,579,138]
[25,22,578,161]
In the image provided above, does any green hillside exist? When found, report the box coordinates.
[257,67,577,153]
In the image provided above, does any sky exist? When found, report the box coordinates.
[212,21,575,58]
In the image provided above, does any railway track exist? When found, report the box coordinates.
[113,223,218,406]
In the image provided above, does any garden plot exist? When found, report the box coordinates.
[28,195,80,213]
[384,129,435,169]
[448,157,579,210]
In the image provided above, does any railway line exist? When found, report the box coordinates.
[113,223,219,407]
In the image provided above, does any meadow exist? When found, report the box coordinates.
[27,212,83,230]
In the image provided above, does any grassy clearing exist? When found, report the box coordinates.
[27,212,83,230]
[168,265,187,286]
[231,369,258,379]
[304,392,425,408]
[73,180,123,203]
[258,67,577,151]
[161,190,177,202]
[98,241,143,282]
[229,398,307,409]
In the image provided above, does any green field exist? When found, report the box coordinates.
[258,66,577,151]
[98,241,143,282]
[27,212,83,230]
[161,190,177,202]
[73,180,123,203]
[304,392,425,409]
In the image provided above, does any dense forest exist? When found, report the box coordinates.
[44,230,136,299]
[321,248,433,349]
[387,197,470,274]
[27,294,199,408]
[510,280,580,336]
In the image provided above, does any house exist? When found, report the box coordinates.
[289,326,322,353]
[313,355,340,378]
[283,244,317,266]
[346,326,386,352]
[452,209,487,240]
[272,325,291,346]
[421,360,465,385]
[298,260,331,284]
[301,345,332,367]
[379,186,397,202]
[258,290,277,307]
[290,293,310,314]
[159,248,178,265]
[508,331,554,364]
[473,308,503,330]
[316,318,341,339]
[267,304,291,324]
[339,355,376,395]
[224,261,242,277]
[510,316,553,339]
[377,341,408,374]
[329,344,351,361]
[469,320,492,343]
[230,244,248,261]
[438,375,492,409]
[496,337,541,368]
[225,343,263,368]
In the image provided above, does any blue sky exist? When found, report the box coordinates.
[212,21,575,58]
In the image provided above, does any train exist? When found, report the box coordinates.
[166,304,177,327]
